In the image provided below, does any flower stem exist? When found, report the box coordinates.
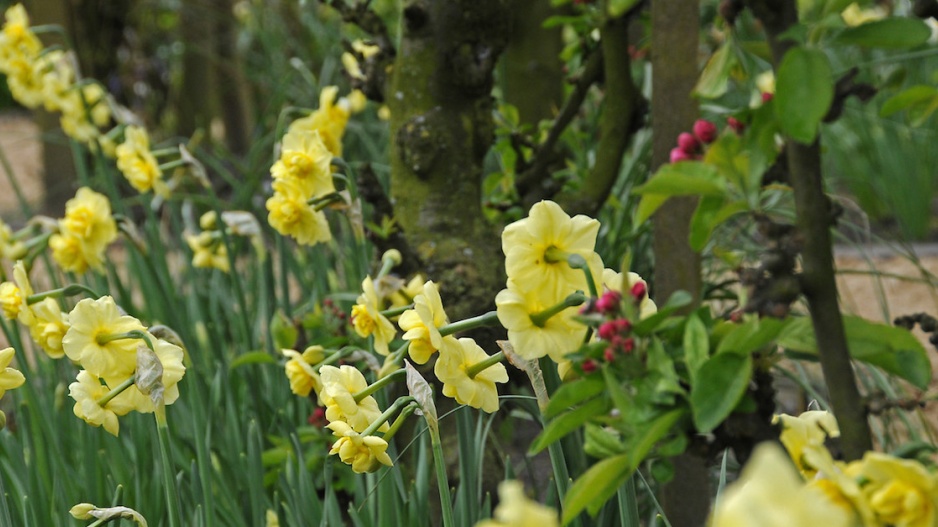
[353,368,406,403]
[26,283,100,305]
[155,411,181,527]
[380,304,413,318]
[438,311,499,337]
[567,254,599,298]
[96,330,154,351]
[429,422,455,527]
[95,376,135,408]
[362,396,415,437]
[529,292,587,327]
[157,159,188,171]
[382,401,418,441]
[466,351,504,379]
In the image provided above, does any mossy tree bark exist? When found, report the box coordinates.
[388,0,509,319]
[650,2,711,525]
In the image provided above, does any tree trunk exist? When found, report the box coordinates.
[650,2,710,526]
[212,0,254,156]
[388,0,509,320]
[501,0,565,126]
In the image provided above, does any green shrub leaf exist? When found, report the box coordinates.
[691,353,752,433]
[835,18,932,49]
[775,46,833,144]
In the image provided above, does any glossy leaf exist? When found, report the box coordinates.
[529,396,609,454]
[683,314,710,384]
[694,42,735,99]
[716,316,790,355]
[562,453,632,525]
[691,353,752,433]
[633,162,727,197]
[544,376,606,418]
[775,46,833,144]
[835,18,932,49]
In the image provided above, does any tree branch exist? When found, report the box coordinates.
[745,0,873,461]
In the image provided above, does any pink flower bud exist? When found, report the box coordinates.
[761,92,774,104]
[693,119,718,143]
[595,291,622,314]
[630,281,647,302]
[598,321,619,340]
[622,337,635,353]
[581,359,597,374]
[670,147,691,163]
[604,348,617,362]
[677,132,699,154]
[614,318,632,333]
[727,117,744,134]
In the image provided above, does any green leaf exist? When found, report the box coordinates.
[608,0,641,18]
[545,376,606,418]
[834,18,932,49]
[632,290,694,335]
[529,396,609,454]
[880,85,938,126]
[694,42,736,99]
[716,317,790,355]
[775,47,833,144]
[633,162,727,197]
[778,316,932,389]
[634,193,670,226]
[691,353,752,433]
[626,409,685,469]
[683,314,709,384]
[689,196,726,251]
[820,0,859,17]
[562,453,632,525]
[229,351,277,369]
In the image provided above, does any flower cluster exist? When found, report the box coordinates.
[49,187,118,274]
[0,5,112,145]
[713,411,938,527]
[0,346,26,428]
[116,126,167,197]
[669,119,718,163]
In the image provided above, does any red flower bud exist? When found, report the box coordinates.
[604,348,617,362]
[761,92,774,104]
[677,132,699,154]
[693,119,718,144]
[581,359,597,373]
[670,147,692,163]
[595,291,622,315]
[598,321,619,340]
[622,337,635,353]
[630,281,647,302]
[308,407,326,426]
[727,116,744,134]
[614,318,632,332]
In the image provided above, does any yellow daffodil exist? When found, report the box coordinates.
[434,336,507,413]
[855,452,938,527]
[25,297,69,359]
[270,129,334,198]
[475,480,559,527]
[399,280,449,364]
[287,86,352,158]
[266,179,331,246]
[282,346,324,398]
[53,187,118,273]
[68,370,135,436]
[119,336,186,413]
[5,53,44,108]
[0,347,25,399]
[265,509,280,527]
[842,2,887,27]
[389,273,425,308]
[0,5,41,74]
[318,365,389,433]
[0,220,25,260]
[60,83,112,144]
[710,442,854,527]
[495,280,585,362]
[186,231,230,272]
[601,269,657,319]
[61,296,147,380]
[0,281,23,320]
[37,49,73,112]
[350,275,396,356]
[774,410,840,479]
[116,126,166,196]
[501,200,603,299]
[326,420,393,473]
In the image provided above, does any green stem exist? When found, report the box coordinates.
[376,251,400,280]
[617,476,641,527]
[155,412,181,527]
[157,159,187,171]
[307,192,345,211]
[567,254,599,298]
[429,422,455,527]
[353,368,406,403]
[438,311,499,337]
[26,283,99,304]
[96,330,154,351]
[382,402,418,441]
[361,396,415,437]
[529,292,587,327]
[95,376,135,408]
[466,351,504,379]
[150,147,180,157]
[380,304,413,318]
[315,348,354,370]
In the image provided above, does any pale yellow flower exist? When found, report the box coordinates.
[61,296,147,380]
[601,269,657,319]
[710,442,854,527]
[0,281,23,320]
[842,2,887,27]
[282,346,324,398]
[319,365,388,433]
[326,420,393,473]
[25,297,69,359]
[350,275,396,356]
[434,336,507,413]
[4,53,43,108]
[270,129,334,198]
[287,86,352,158]
[60,84,112,143]
[266,179,331,246]
[389,273,424,308]
[116,126,166,195]
[474,480,558,527]
[265,509,280,527]
[186,231,230,272]
[53,187,118,272]
[774,410,840,479]
[495,279,585,362]
[37,50,74,112]
[0,5,41,73]
[0,220,25,260]
[399,280,449,364]
[501,200,603,299]
[68,370,135,436]
[856,452,938,527]
[116,336,186,413]
[0,347,25,399]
